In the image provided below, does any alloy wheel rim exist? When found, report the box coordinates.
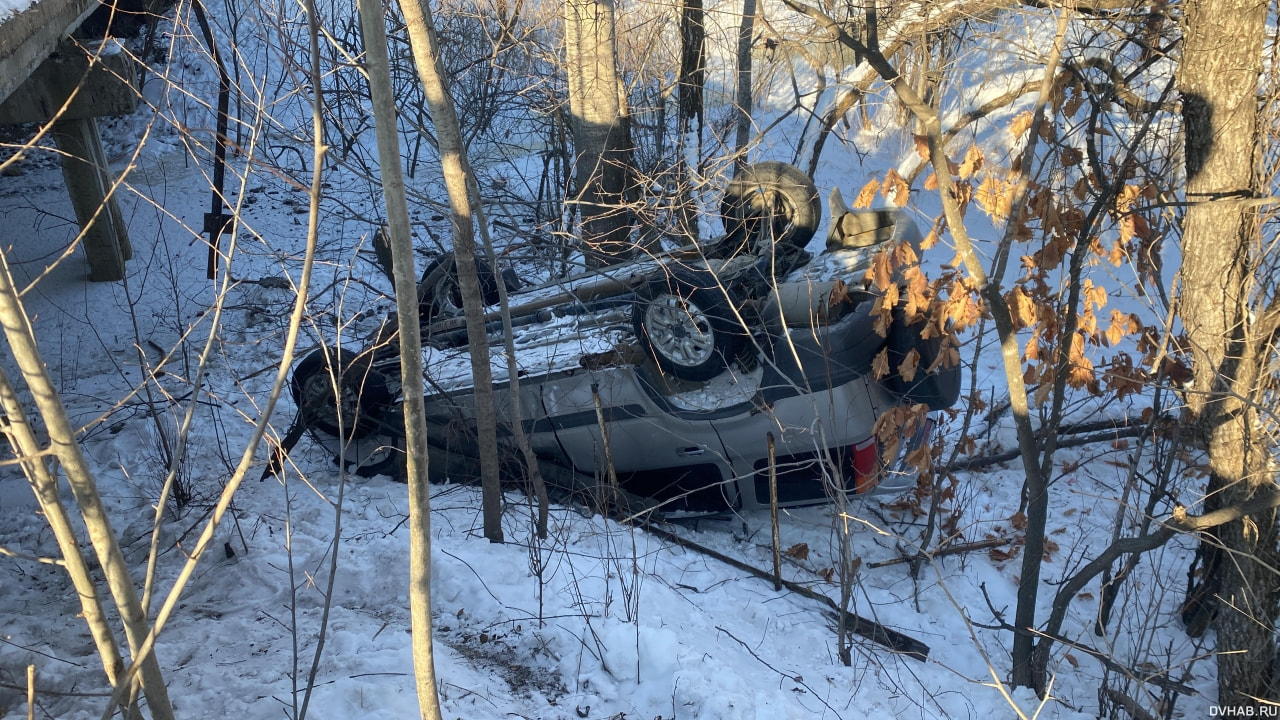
[644,295,715,367]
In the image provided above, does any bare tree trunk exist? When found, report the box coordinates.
[454,5,556,535]
[673,0,705,241]
[678,0,705,131]
[0,368,139,719]
[473,208,551,539]
[0,252,175,720]
[1003,15,1069,693]
[732,0,756,172]
[353,0,448,717]
[564,0,634,266]
[397,0,510,545]
[1176,0,1276,705]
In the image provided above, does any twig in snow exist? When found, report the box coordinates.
[947,421,1159,472]
[644,523,929,661]
[868,536,1010,568]
[715,626,844,720]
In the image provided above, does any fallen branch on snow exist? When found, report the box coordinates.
[947,415,1170,472]
[643,523,930,661]
[867,536,1010,569]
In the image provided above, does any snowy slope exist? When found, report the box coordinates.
[0,3,1220,720]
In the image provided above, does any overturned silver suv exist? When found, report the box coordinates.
[290,163,960,512]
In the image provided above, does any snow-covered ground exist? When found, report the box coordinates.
[0,0,35,23]
[0,3,1221,719]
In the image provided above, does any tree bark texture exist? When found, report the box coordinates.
[678,0,705,129]
[397,0,505,546]
[0,368,139,718]
[355,0,450,716]
[0,251,174,720]
[564,0,634,267]
[732,0,756,172]
[1176,0,1277,705]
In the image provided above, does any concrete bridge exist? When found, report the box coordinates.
[0,0,139,281]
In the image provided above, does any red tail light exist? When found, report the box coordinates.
[851,436,878,494]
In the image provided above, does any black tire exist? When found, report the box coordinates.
[633,270,747,381]
[719,162,821,254]
[291,348,404,477]
[417,251,502,323]
[291,347,398,439]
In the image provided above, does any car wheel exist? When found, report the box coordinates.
[719,162,821,255]
[633,270,746,381]
[291,348,404,477]
[417,251,502,323]
[291,347,397,438]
